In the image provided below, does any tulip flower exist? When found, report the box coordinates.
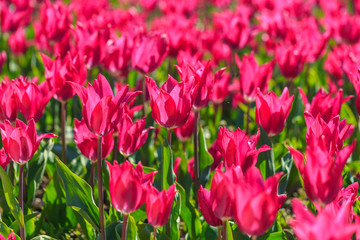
[146,75,195,129]
[0,1,32,32]
[187,158,195,180]
[41,52,87,102]
[146,184,177,227]
[131,32,169,74]
[233,53,274,103]
[298,88,352,123]
[291,198,360,240]
[106,160,157,214]
[211,72,231,104]
[70,74,140,136]
[208,143,222,171]
[117,114,153,157]
[0,148,10,170]
[234,167,286,236]
[9,28,27,55]
[74,119,114,162]
[173,157,181,178]
[0,78,19,123]
[275,43,306,79]
[15,76,54,122]
[174,111,195,141]
[210,164,243,220]
[255,87,294,136]
[215,127,271,171]
[0,51,6,73]
[0,119,56,164]
[0,232,15,240]
[198,185,222,227]
[288,138,356,204]
[304,112,353,156]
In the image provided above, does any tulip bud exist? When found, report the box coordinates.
[146,184,177,227]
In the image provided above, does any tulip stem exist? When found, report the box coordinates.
[246,102,251,134]
[251,236,257,240]
[61,101,67,164]
[97,136,106,240]
[90,162,96,194]
[19,164,26,240]
[142,77,146,117]
[122,214,128,240]
[222,221,227,240]
[193,111,200,209]
[167,129,172,146]
[113,136,118,161]
[217,226,221,240]
[153,227,157,240]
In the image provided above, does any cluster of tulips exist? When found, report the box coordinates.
[2,0,360,239]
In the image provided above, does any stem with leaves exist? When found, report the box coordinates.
[193,111,200,209]
[19,164,26,240]
[97,136,105,240]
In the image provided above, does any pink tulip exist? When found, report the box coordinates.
[288,138,356,204]
[70,74,140,136]
[174,111,195,141]
[106,160,156,214]
[234,167,286,236]
[0,51,6,73]
[74,119,114,162]
[255,87,294,136]
[275,43,306,79]
[198,185,222,227]
[211,72,231,104]
[0,119,56,164]
[0,78,20,123]
[146,184,177,227]
[0,148,10,170]
[215,127,271,171]
[146,75,195,129]
[9,28,27,55]
[291,198,359,240]
[0,232,15,240]
[117,114,153,157]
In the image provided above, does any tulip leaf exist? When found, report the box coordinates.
[114,215,138,240]
[176,182,201,239]
[200,222,218,240]
[31,236,57,240]
[278,153,293,194]
[198,127,213,187]
[259,231,287,240]
[27,151,48,205]
[0,165,23,229]
[55,157,100,231]
[226,221,234,240]
[170,193,180,240]
[157,140,176,190]
[256,126,275,179]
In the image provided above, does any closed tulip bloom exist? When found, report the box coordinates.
[255,87,294,137]
[15,76,54,122]
[304,112,353,156]
[211,164,243,220]
[215,127,271,171]
[211,72,230,104]
[0,148,10,170]
[0,51,6,73]
[131,32,169,74]
[174,111,194,141]
[146,184,177,227]
[0,78,19,123]
[234,167,286,236]
[9,28,27,55]
[288,138,356,204]
[70,74,140,136]
[117,114,153,157]
[275,43,306,79]
[41,52,87,102]
[198,185,222,227]
[299,88,352,123]
[234,53,274,103]
[106,160,157,214]
[146,75,194,129]
[0,119,56,164]
[74,119,114,162]
[291,198,359,240]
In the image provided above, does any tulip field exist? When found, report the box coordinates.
[2,0,360,239]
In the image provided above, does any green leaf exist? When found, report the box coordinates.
[200,222,218,240]
[55,157,100,230]
[0,165,23,228]
[226,221,233,240]
[256,126,275,179]
[31,236,57,240]
[259,231,287,240]
[176,183,201,239]
[27,151,48,205]
[170,193,180,240]
[198,127,213,187]
[278,153,293,194]
[158,140,176,190]
[127,215,138,240]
